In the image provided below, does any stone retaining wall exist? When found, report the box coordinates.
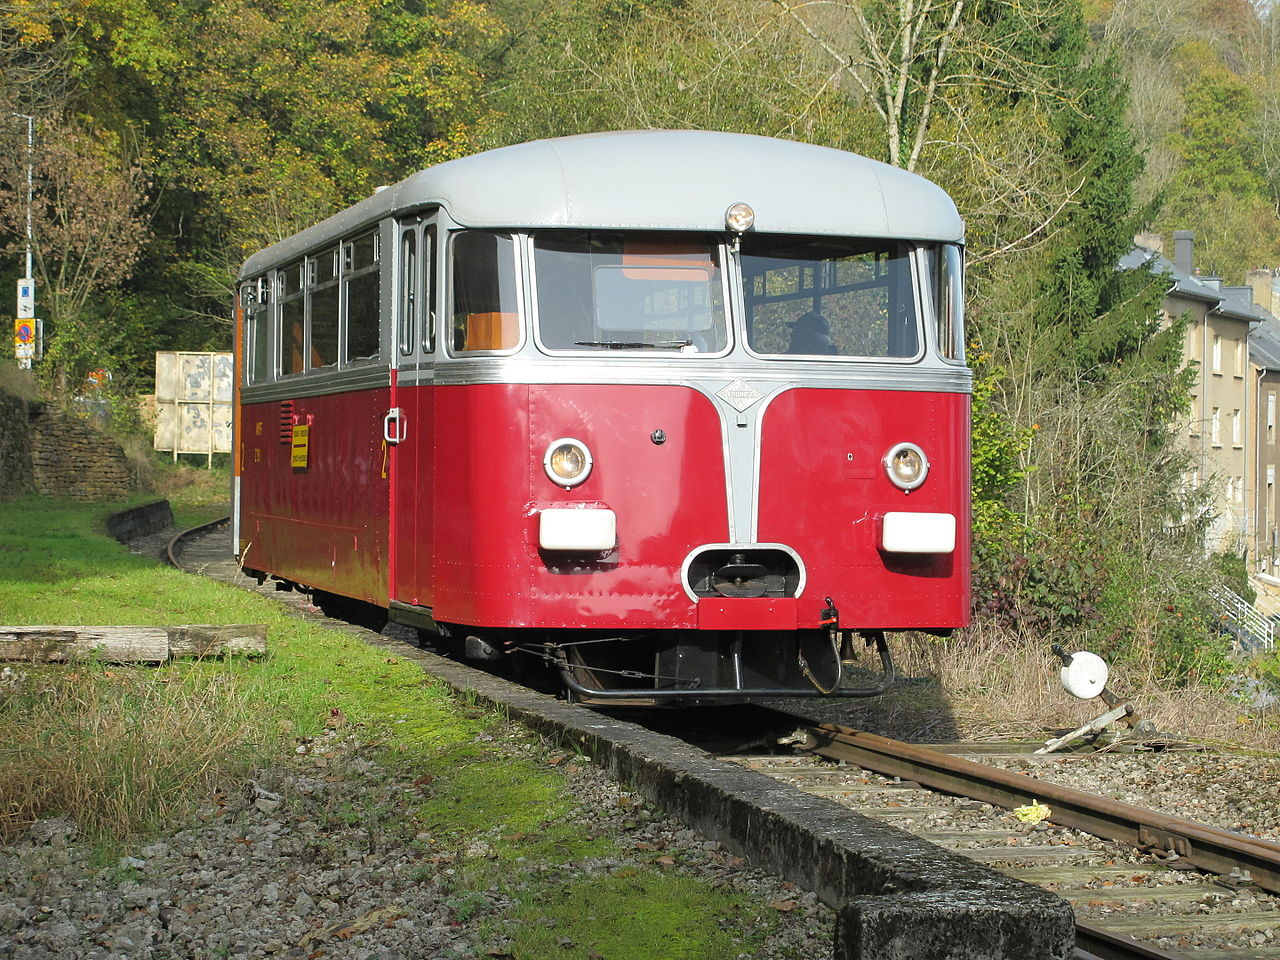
[0,390,34,500]
[0,389,133,502]
[31,408,131,501]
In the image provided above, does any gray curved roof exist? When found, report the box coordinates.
[240,131,963,278]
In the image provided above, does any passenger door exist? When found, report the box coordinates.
[391,215,438,607]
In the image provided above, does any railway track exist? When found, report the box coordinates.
[723,722,1280,960]
[164,514,231,570]
[167,521,1280,960]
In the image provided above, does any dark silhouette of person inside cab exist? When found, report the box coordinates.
[787,312,837,355]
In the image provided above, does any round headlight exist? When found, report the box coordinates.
[725,202,755,234]
[544,438,593,487]
[884,442,929,491]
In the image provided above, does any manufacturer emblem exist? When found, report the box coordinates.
[717,379,764,412]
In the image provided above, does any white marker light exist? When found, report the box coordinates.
[725,202,755,233]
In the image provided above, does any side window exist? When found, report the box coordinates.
[242,277,270,384]
[398,224,436,356]
[309,247,340,369]
[344,231,381,363]
[935,244,964,362]
[279,261,305,377]
[399,229,417,357]
[422,225,436,353]
[451,231,519,353]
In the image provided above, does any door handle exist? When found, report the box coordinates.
[383,407,406,444]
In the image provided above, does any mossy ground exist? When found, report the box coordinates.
[0,494,809,958]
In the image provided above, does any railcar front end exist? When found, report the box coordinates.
[233,131,971,704]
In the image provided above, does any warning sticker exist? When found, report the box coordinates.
[291,424,309,469]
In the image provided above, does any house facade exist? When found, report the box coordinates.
[1247,270,1280,575]
[1124,231,1265,551]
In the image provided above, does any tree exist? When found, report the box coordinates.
[481,0,859,149]
[0,119,150,392]
[772,0,1080,168]
[148,0,501,261]
[0,0,74,116]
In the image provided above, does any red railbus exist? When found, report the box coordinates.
[234,130,970,702]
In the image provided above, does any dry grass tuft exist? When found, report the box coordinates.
[0,665,268,843]
[842,627,1280,752]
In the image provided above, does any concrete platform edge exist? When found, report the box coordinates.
[354,633,1075,960]
[105,499,174,543]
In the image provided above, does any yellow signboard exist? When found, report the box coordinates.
[291,424,310,469]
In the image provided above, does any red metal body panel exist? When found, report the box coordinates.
[425,381,967,632]
[239,388,390,604]
[757,388,971,628]
[698,598,799,630]
[429,383,729,628]
[241,380,969,635]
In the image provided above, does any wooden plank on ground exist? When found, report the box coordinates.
[0,625,267,662]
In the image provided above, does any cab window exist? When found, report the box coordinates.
[742,236,920,359]
[533,231,727,354]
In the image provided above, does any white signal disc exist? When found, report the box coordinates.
[1060,651,1109,700]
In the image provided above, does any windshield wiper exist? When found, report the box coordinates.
[574,339,694,350]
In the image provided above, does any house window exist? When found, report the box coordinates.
[1213,335,1222,373]
[1211,407,1221,446]
[1234,476,1244,505]
[1233,408,1242,446]
[1236,339,1246,377]
[1269,465,1276,534]
[1268,392,1275,444]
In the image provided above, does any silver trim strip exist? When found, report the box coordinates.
[232,475,240,556]
[241,367,392,404]
[397,359,971,393]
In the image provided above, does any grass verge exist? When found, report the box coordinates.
[839,625,1280,750]
[0,495,810,959]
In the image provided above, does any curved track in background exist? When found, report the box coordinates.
[164,515,230,569]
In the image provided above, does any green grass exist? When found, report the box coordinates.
[498,872,781,960]
[0,495,800,958]
[0,494,495,837]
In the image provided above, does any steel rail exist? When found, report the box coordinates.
[796,723,1280,896]
[792,724,1272,960]
[1073,919,1203,960]
[164,514,230,568]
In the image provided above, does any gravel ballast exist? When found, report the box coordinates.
[0,719,834,960]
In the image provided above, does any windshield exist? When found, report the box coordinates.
[534,231,728,353]
[741,236,920,359]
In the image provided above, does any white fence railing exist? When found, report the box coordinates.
[1209,584,1275,653]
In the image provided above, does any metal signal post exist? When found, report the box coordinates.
[11,113,36,368]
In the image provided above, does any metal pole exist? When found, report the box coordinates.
[11,113,34,368]
[22,115,31,280]
[12,113,33,280]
